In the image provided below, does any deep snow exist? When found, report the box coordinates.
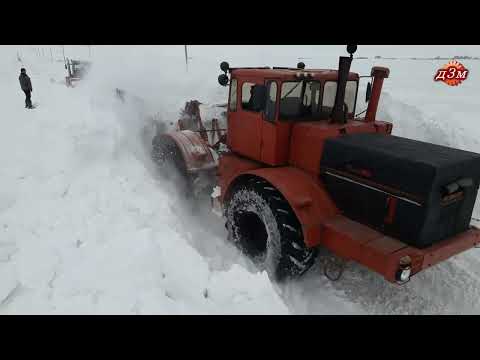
[1,45,480,314]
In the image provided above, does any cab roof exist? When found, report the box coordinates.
[230,68,359,82]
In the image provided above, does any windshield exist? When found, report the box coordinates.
[279,80,358,120]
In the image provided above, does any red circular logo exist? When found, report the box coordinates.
[434,60,469,86]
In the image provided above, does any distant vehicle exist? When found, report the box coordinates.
[65,58,91,87]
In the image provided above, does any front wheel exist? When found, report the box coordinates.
[225,178,317,282]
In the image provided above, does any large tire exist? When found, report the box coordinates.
[151,134,192,197]
[225,177,317,281]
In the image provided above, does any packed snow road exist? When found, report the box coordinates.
[1,46,480,314]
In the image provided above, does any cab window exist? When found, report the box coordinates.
[242,82,261,112]
[279,80,321,119]
[322,81,358,115]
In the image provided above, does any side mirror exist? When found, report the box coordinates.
[251,85,267,111]
[220,61,230,73]
[218,74,229,86]
[347,44,358,56]
[366,82,372,102]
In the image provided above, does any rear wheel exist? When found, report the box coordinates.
[225,177,317,281]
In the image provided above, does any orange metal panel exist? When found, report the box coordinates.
[218,154,263,201]
[288,120,390,175]
[320,214,480,283]
[165,130,216,172]
[231,69,359,82]
[421,228,480,269]
[260,119,293,166]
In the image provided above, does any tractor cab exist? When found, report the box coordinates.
[230,68,360,122]
[217,46,391,169]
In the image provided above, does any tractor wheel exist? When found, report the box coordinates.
[151,134,192,197]
[225,178,317,282]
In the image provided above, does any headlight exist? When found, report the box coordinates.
[395,256,412,284]
[398,267,411,282]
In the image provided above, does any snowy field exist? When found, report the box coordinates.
[1,45,480,314]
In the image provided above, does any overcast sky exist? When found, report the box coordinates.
[188,45,480,58]
[8,45,479,58]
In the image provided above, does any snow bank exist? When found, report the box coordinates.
[0,47,288,314]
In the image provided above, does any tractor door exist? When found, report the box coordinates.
[227,79,263,161]
[260,80,292,166]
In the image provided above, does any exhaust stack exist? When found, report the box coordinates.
[331,56,353,123]
[332,46,356,123]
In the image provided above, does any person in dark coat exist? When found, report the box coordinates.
[19,68,33,109]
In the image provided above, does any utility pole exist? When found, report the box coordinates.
[50,47,53,62]
[184,45,188,72]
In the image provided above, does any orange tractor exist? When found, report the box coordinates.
[151,45,480,284]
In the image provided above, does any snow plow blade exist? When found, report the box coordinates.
[164,130,217,173]
[321,216,480,284]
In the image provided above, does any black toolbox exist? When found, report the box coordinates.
[320,133,480,248]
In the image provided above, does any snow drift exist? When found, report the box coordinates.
[0,47,288,314]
